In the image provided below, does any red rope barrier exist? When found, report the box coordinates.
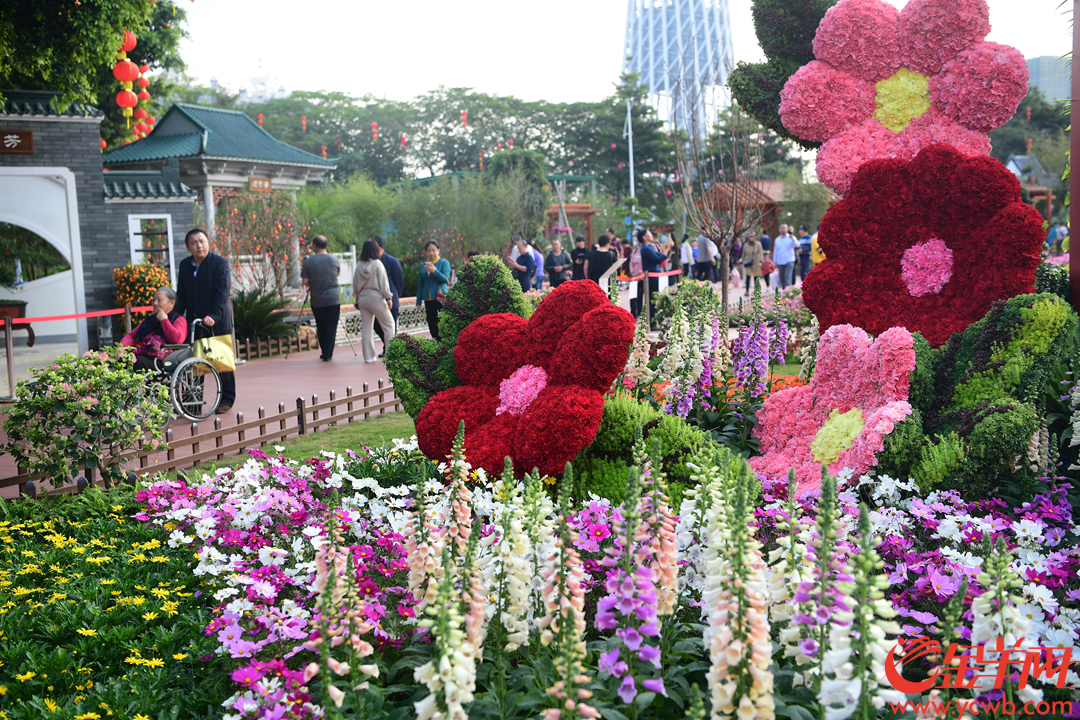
[12,306,153,325]
[616,269,684,282]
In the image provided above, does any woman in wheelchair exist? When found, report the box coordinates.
[120,287,188,371]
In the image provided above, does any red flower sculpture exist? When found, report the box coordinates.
[415,280,636,476]
[802,144,1044,347]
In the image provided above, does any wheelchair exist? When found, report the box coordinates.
[152,319,222,421]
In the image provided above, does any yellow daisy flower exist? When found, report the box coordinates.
[141,611,158,621]
[44,698,58,711]
[15,671,35,681]
[76,628,97,637]
[172,653,188,660]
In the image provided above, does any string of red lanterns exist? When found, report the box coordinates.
[371,122,378,142]
[113,30,139,129]
[257,113,264,126]
[321,145,327,159]
[461,110,468,128]
[301,115,307,132]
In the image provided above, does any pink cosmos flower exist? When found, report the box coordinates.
[779,0,1028,195]
[749,324,917,496]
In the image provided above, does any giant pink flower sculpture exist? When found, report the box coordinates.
[779,0,1028,195]
[749,324,916,497]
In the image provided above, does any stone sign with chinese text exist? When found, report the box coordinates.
[0,130,33,154]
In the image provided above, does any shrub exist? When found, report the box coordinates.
[0,345,171,489]
[385,335,456,418]
[1035,261,1071,303]
[572,395,710,505]
[112,262,170,335]
[654,280,719,328]
[232,289,296,342]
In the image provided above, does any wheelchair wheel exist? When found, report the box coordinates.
[171,357,222,421]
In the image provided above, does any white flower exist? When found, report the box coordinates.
[1011,518,1044,545]
[933,517,963,542]
[1025,584,1058,613]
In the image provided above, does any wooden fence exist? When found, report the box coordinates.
[3,380,399,498]
[235,333,320,361]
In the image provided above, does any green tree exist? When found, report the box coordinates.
[0,0,155,109]
[989,87,1071,218]
[488,148,550,240]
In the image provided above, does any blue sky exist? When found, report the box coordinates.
[178,0,1072,103]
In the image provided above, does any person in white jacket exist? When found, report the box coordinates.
[351,239,396,363]
[679,233,696,279]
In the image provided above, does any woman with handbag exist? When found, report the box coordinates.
[415,240,452,342]
[740,235,765,292]
[352,239,397,363]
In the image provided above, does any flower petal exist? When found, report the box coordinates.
[835,400,913,478]
[930,41,1029,133]
[548,305,635,392]
[514,385,604,477]
[899,0,990,75]
[465,412,521,476]
[454,313,527,385]
[812,0,901,83]
[415,385,499,462]
[521,280,610,368]
[779,61,876,143]
[815,118,897,196]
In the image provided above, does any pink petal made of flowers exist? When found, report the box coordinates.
[895,108,992,159]
[930,41,1029,133]
[814,118,898,196]
[811,324,915,412]
[813,0,901,83]
[749,384,829,492]
[779,61,876,143]
[833,400,913,481]
[899,0,990,75]
[901,239,954,297]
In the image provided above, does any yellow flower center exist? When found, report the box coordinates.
[873,68,930,133]
[810,408,865,466]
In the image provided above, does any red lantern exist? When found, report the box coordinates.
[112,59,139,83]
[496,143,502,150]
[401,135,406,150]
[138,90,151,101]
[133,108,148,120]
[257,113,264,126]
[146,116,156,126]
[321,145,327,159]
[100,139,107,151]
[116,90,138,125]
[118,29,137,54]
[336,133,342,150]
[133,122,147,134]
[138,64,149,74]
[508,140,513,147]
[136,76,150,89]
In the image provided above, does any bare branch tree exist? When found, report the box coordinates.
[668,62,766,308]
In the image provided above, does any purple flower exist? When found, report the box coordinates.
[617,626,643,651]
[596,597,618,629]
[642,678,668,697]
[799,637,819,657]
[618,675,638,704]
[638,644,661,669]
[599,648,628,678]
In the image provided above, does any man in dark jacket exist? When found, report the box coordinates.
[175,228,236,413]
[372,236,403,356]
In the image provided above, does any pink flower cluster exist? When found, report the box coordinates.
[749,324,916,496]
[779,0,1028,195]
[901,238,954,296]
[496,364,549,416]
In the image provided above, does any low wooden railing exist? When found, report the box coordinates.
[4,380,399,498]
[235,333,319,361]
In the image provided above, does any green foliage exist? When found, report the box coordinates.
[231,289,296,342]
[0,488,234,719]
[654,280,720,328]
[0,0,154,109]
[296,176,396,252]
[0,345,170,489]
[912,432,967,493]
[438,255,532,348]
[727,0,838,149]
[572,395,709,504]
[0,223,71,288]
[951,401,1038,496]
[908,333,937,415]
[385,335,456,418]
[875,410,924,481]
[1035,261,1072,302]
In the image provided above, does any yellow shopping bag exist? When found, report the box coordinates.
[193,334,236,374]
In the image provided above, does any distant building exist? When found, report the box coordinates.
[1026,56,1070,102]
[236,72,287,106]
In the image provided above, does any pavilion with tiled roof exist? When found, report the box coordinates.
[102,103,336,238]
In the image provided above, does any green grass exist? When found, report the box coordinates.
[176,411,415,478]
[772,362,803,377]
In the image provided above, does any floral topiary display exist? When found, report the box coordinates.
[386,255,532,418]
[802,144,1045,347]
[749,323,917,495]
[874,293,1079,496]
[778,0,1028,195]
[415,280,635,476]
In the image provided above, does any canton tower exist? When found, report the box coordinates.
[622,0,734,128]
